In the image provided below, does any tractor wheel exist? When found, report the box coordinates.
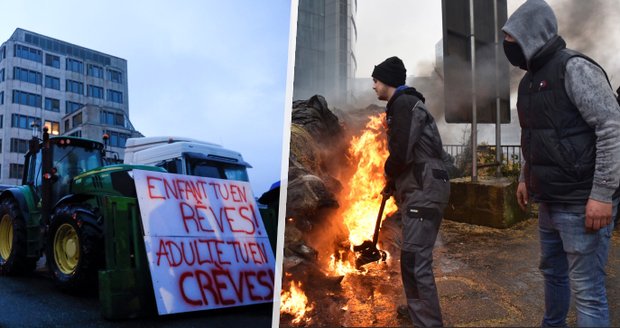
[46,204,103,293]
[0,198,36,275]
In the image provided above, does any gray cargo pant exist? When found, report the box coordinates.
[400,204,443,327]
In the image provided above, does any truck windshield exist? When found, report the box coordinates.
[187,158,249,182]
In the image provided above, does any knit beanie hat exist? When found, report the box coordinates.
[372,56,406,87]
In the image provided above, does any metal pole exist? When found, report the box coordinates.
[470,0,478,182]
[494,0,502,177]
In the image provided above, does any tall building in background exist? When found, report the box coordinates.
[0,28,141,184]
[294,0,357,105]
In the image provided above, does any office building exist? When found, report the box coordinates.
[0,28,141,184]
[294,0,357,105]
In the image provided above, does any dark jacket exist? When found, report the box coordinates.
[503,0,620,204]
[517,37,596,203]
[385,87,450,210]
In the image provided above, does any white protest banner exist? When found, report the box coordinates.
[133,169,275,315]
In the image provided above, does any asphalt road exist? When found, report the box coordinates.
[0,265,272,328]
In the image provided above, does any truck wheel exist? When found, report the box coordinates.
[46,204,103,293]
[0,198,36,275]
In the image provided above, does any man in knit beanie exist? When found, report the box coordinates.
[372,56,450,327]
[503,0,620,326]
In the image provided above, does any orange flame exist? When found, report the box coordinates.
[280,281,314,324]
[340,113,397,247]
[329,252,357,276]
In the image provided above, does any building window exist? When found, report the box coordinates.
[100,110,125,127]
[10,138,29,153]
[0,69,4,82]
[0,92,3,105]
[66,79,84,94]
[68,130,82,137]
[0,46,5,61]
[72,113,82,127]
[107,90,123,104]
[0,139,2,153]
[87,85,104,99]
[107,69,123,83]
[14,44,42,63]
[14,67,42,85]
[0,115,3,128]
[12,90,42,108]
[44,120,60,135]
[88,64,104,78]
[66,101,82,114]
[44,97,60,112]
[11,114,37,130]
[45,54,60,68]
[10,164,24,179]
[44,75,60,90]
[66,58,84,73]
[104,130,130,148]
[64,119,70,132]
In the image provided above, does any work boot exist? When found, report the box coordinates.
[396,304,409,319]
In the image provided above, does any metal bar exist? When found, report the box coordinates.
[494,0,502,177]
[470,0,478,182]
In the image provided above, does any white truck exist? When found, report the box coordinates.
[123,136,278,252]
[123,136,252,181]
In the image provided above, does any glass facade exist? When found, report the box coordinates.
[44,120,60,135]
[65,101,82,114]
[107,69,123,83]
[23,31,112,66]
[66,79,84,94]
[44,97,60,112]
[14,44,42,62]
[10,138,29,153]
[45,75,60,90]
[14,67,42,85]
[104,130,130,148]
[12,90,42,108]
[107,89,123,104]
[88,64,104,78]
[87,84,104,99]
[45,53,60,68]
[9,163,23,179]
[66,58,84,73]
[11,114,38,129]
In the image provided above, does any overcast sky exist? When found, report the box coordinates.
[0,0,292,195]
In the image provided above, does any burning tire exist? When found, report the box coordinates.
[0,198,37,275]
[46,204,103,293]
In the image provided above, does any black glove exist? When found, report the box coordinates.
[382,180,395,197]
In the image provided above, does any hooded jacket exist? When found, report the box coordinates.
[502,0,620,204]
[385,86,450,210]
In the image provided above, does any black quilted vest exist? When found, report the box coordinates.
[518,37,598,204]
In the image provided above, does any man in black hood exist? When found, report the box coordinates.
[503,0,620,326]
[372,56,450,327]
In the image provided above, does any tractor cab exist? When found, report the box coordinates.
[23,133,104,207]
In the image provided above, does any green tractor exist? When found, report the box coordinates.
[0,127,163,318]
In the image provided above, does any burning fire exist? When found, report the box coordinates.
[329,251,356,276]
[340,113,397,246]
[280,280,314,325]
